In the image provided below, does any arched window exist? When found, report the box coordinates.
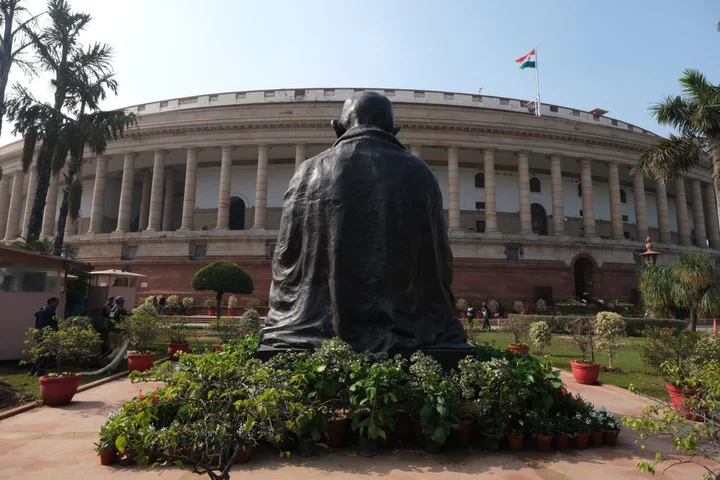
[620,189,627,204]
[529,177,541,193]
[577,183,582,197]
[474,172,485,189]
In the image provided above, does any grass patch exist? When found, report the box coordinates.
[472,331,668,400]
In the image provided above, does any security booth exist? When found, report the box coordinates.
[87,269,147,318]
[0,245,90,361]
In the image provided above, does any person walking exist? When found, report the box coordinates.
[481,302,491,330]
[466,304,475,325]
[28,297,60,376]
[97,296,115,355]
[108,297,129,352]
[158,295,166,316]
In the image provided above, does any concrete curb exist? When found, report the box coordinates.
[0,355,170,422]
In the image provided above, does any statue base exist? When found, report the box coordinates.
[256,344,473,371]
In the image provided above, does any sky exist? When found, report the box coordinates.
[3,0,720,146]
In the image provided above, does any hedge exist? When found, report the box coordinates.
[506,314,689,337]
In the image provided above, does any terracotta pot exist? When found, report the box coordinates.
[507,434,524,451]
[208,307,217,316]
[325,417,348,448]
[508,344,529,355]
[554,433,569,450]
[185,308,193,316]
[39,374,81,406]
[589,431,603,447]
[451,419,474,446]
[228,309,236,316]
[99,448,116,465]
[503,312,509,319]
[127,352,155,372]
[536,434,552,452]
[574,433,589,449]
[234,447,250,464]
[167,342,189,360]
[603,430,619,447]
[214,343,223,352]
[666,384,701,420]
[570,361,600,385]
[166,308,175,316]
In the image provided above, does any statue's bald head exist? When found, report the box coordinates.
[332,91,401,138]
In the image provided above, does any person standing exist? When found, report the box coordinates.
[97,297,115,354]
[158,295,166,316]
[466,304,475,325]
[108,297,129,352]
[28,297,60,376]
[481,302,491,330]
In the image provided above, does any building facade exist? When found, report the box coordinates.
[1,88,719,305]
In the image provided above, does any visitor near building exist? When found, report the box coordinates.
[27,297,60,376]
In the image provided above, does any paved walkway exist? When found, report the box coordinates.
[0,370,710,479]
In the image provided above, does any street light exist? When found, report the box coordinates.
[639,236,660,265]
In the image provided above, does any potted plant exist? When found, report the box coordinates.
[593,312,625,372]
[165,295,179,316]
[513,300,525,315]
[456,298,469,317]
[118,313,161,372]
[95,415,120,465]
[553,415,570,450]
[203,298,217,316]
[227,295,238,316]
[569,317,600,384]
[182,297,194,316]
[661,360,700,420]
[529,415,553,452]
[162,316,192,360]
[529,320,551,355]
[22,318,101,406]
[588,410,604,447]
[596,408,621,446]
[209,315,243,352]
[488,299,499,317]
[572,413,591,449]
[503,315,531,355]
[291,408,328,457]
[507,425,525,451]
[452,401,476,446]
[477,407,504,452]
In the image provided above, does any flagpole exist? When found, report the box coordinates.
[535,46,541,117]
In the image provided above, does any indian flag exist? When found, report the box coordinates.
[516,49,536,70]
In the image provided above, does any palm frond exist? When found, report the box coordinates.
[68,176,82,219]
[21,127,37,172]
[638,264,674,310]
[673,251,716,290]
[651,95,698,135]
[697,285,720,317]
[680,69,713,103]
[633,135,703,183]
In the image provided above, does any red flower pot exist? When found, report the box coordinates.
[39,374,81,406]
[127,352,155,372]
[666,384,701,420]
[234,448,250,464]
[185,308,193,316]
[589,431,603,447]
[99,448,116,465]
[324,417,348,448]
[214,343,223,352]
[228,309,236,316]
[208,307,217,316]
[570,361,600,385]
[536,434,552,452]
[167,342,189,360]
[554,433,569,450]
[503,312,509,319]
[508,344,529,355]
[573,433,589,449]
[451,419,474,446]
[603,430,619,446]
[166,308,175,316]
[507,434,524,451]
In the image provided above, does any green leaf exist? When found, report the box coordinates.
[115,434,127,453]
[431,427,446,444]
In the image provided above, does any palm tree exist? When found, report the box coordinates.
[10,0,113,241]
[639,251,720,331]
[632,69,720,184]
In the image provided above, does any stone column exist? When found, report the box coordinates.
[484,149,497,233]
[115,153,136,233]
[580,158,596,236]
[87,156,108,234]
[41,172,60,237]
[655,182,672,244]
[146,149,166,231]
[0,174,11,239]
[518,151,532,234]
[703,182,720,249]
[633,172,648,240]
[608,161,624,240]
[675,178,691,246]
[294,144,306,171]
[138,171,151,231]
[447,146,460,230]
[550,155,565,235]
[21,166,37,238]
[3,171,23,240]
[691,179,707,247]
[252,144,269,229]
[216,146,233,230]
[161,169,176,231]
[179,147,198,231]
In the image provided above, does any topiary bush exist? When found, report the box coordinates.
[133,302,158,317]
[191,261,254,320]
[529,321,551,355]
[507,314,689,337]
[241,308,261,330]
[592,312,626,369]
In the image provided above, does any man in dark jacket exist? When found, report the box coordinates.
[28,297,60,376]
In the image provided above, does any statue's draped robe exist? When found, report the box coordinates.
[260,125,467,351]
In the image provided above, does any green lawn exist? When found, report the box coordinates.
[472,331,668,400]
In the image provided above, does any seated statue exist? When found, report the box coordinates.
[260,92,467,352]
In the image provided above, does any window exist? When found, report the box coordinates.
[624,232,630,240]
[620,189,627,204]
[529,177,541,193]
[476,221,486,233]
[192,244,207,259]
[579,209,583,217]
[622,215,629,222]
[122,245,138,260]
[474,172,485,189]
[577,183,582,197]
[475,201,485,210]
[506,247,520,263]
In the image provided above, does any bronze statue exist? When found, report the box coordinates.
[260,92,467,353]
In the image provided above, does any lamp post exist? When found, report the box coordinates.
[639,236,660,265]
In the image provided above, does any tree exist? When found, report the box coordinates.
[639,251,720,331]
[8,0,113,240]
[632,69,720,185]
[0,0,40,140]
[191,261,254,320]
[592,312,625,369]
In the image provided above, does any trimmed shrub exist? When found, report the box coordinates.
[507,314,688,337]
[529,321,551,354]
[592,312,626,369]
